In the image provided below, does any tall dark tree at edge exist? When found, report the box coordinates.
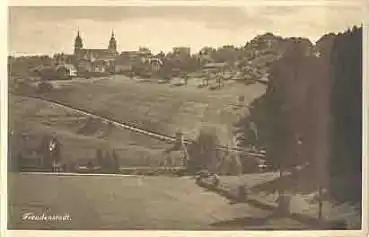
[235,27,362,217]
[235,37,331,215]
[264,38,329,214]
[329,26,362,205]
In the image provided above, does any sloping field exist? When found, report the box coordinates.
[8,173,313,230]
[35,76,267,145]
[9,95,174,166]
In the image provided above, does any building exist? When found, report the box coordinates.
[74,30,118,75]
[115,50,145,73]
[31,63,77,80]
[72,30,163,77]
[56,64,77,78]
[172,47,191,56]
[115,51,163,75]
[148,57,163,73]
[202,62,228,70]
[201,62,229,76]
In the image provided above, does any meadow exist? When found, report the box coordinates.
[9,95,173,168]
[9,75,266,167]
[32,75,267,145]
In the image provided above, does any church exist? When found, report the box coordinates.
[73,30,118,75]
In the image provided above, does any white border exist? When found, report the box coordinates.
[1,0,8,236]
[362,1,369,236]
[4,230,368,237]
[2,1,369,237]
[7,0,366,7]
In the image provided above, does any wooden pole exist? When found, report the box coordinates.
[277,163,284,214]
[318,185,323,221]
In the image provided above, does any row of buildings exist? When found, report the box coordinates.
[30,30,237,81]
[45,31,193,78]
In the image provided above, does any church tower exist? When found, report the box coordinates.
[74,30,83,54]
[108,30,117,53]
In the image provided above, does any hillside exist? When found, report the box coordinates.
[9,95,174,168]
[9,75,266,169]
[20,76,267,146]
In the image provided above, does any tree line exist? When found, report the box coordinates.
[234,26,362,206]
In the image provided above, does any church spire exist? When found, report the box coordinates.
[74,29,83,53]
[108,30,117,52]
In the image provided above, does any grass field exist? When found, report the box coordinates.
[9,75,266,166]
[9,95,179,167]
[9,173,317,230]
[8,76,360,230]
[32,75,267,145]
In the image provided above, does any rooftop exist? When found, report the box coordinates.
[202,62,228,69]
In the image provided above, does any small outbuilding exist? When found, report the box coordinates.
[56,64,77,78]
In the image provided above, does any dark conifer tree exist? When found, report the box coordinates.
[330,26,362,204]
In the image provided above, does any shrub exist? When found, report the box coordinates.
[187,128,221,174]
[37,81,53,93]
[12,80,34,94]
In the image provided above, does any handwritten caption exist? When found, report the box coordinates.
[22,212,72,222]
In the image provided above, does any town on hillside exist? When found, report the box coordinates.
[7,6,364,232]
[9,30,281,86]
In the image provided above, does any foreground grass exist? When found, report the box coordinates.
[9,173,313,230]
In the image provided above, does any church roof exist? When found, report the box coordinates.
[79,48,114,54]
[77,48,117,60]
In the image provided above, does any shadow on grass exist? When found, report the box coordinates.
[209,210,337,230]
[210,213,349,230]
[210,216,272,229]
[209,212,317,230]
[196,178,349,230]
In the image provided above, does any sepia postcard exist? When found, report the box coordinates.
[2,1,368,237]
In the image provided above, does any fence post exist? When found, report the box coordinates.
[238,185,247,202]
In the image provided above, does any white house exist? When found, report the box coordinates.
[56,64,77,78]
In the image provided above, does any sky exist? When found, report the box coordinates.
[8,6,364,56]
